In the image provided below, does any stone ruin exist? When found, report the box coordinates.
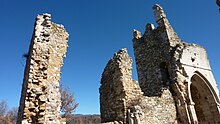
[17,14,68,124]
[100,4,220,124]
[16,4,220,124]
[100,49,143,124]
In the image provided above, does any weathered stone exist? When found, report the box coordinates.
[100,4,220,124]
[127,105,144,124]
[100,49,143,123]
[17,13,68,124]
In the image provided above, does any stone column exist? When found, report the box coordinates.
[17,14,68,124]
[188,102,198,124]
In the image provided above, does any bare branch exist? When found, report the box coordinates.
[60,83,79,117]
[0,100,8,116]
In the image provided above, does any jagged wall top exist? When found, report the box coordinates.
[153,4,166,22]
[35,13,69,43]
[133,4,181,47]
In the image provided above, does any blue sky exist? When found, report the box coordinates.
[0,0,219,114]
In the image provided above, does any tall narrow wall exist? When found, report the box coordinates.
[17,14,68,124]
[132,5,179,123]
[133,4,181,97]
[100,49,142,123]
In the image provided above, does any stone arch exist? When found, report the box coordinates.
[189,71,220,123]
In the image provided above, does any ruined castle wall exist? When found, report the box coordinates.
[132,4,220,124]
[132,4,183,123]
[133,4,182,97]
[100,4,220,124]
[17,14,68,124]
[100,49,143,124]
[132,29,179,123]
[133,29,172,96]
[132,27,179,124]
[139,90,177,124]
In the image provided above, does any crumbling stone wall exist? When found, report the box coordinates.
[133,4,181,97]
[100,4,220,124]
[132,4,220,124]
[17,14,68,124]
[100,49,143,124]
[132,4,182,123]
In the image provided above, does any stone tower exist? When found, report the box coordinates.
[17,14,68,124]
[100,4,220,124]
[133,4,220,124]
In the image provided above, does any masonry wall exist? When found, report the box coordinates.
[17,14,68,124]
[100,49,143,124]
[100,4,220,124]
[132,4,181,124]
[133,4,181,97]
[132,4,220,124]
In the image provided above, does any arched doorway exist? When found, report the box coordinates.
[190,73,220,123]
